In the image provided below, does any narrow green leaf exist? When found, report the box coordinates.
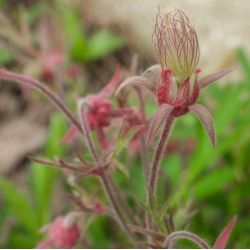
[194,167,234,199]
[113,125,143,158]
[113,159,129,178]
[8,229,39,249]
[235,48,250,80]
[85,30,124,61]
[62,7,87,61]
[30,113,67,224]
[0,178,38,233]
[0,50,13,65]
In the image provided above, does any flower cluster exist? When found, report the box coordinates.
[116,9,234,149]
[61,66,144,151]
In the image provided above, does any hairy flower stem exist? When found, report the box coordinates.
[78,102,99,162]
[78,101,137,245]
[163,231,210,249]
[101,173,136,244]
[148,115,174,199]
[146,115,174,240]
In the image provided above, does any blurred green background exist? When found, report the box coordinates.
[0,0,249,248]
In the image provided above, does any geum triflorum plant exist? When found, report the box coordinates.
[0,8,237,249]
[115,8,235,248]
[116,9,234,196]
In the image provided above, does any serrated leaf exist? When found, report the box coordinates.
[189,104,216,149]
[146,104,174,145]
[214,216,237,249]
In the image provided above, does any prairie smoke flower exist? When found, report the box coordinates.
[153,9,200,80]
[61,66,145,150]
[116,9,234,148]
[36,214,80,249]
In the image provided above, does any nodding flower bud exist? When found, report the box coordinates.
[153,9,200,81]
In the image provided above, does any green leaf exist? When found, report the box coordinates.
[162,154,182,188]
[235,48,250,80]
[8,228,39,249]
[85,30,124,61]
[113,159,129,178]
[62,7,87,61]
[30,113,67,224]
[0,50,13,65]
[0,178,38,233]
[214,86,241,135]
[87,216,110,248]
[113,125,143,158]
[27,1,45,24]
[194,167,234,199]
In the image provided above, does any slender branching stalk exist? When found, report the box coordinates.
[163,231,210,249]
[77,101,137,245]
[0,69,82,133]
[0,69,136,245]
[78,101,99,162]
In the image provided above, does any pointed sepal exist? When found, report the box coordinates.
[115,76,155,96]
[142,64,161,81]
[146,103,174,145]
[189,104,216,149]
[198,67,235,89]
[214,215,237,249]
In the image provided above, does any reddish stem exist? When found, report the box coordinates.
[163,231,210,249]
[78,101,99,162]
[146,115,174,243]
[0,69,82,133]
[78,101,137,245]
[148,115,174,198]
[101,173,136,242]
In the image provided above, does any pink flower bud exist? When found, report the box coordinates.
[153,9,200,80]
[86,95,113,130]
[48,216,80,249]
